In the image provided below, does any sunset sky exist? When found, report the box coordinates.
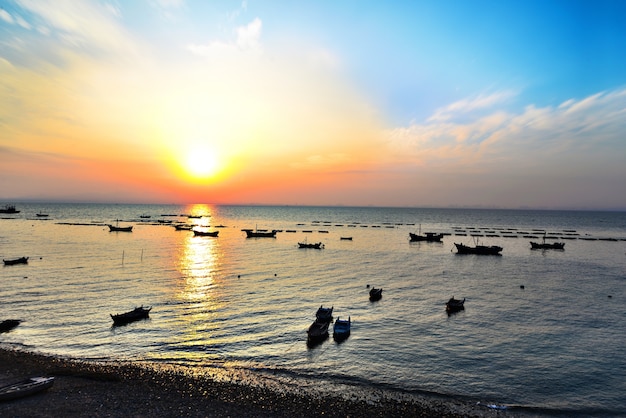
[1,0,625,209]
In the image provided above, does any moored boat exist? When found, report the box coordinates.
[454,242,502,255]
[193,229,219,237]
[244,229,278,238]
[369,287,383,301]
[307,320,330,345]
[333,316,351,341]
[0,376,55,401]
[0,205,20,214]
[107,223,133,232]
[530,234,565,250]
[298,241,324,249]
[315,305,334,323]
[3,256,28,266]
[0,319,21,333]
[110,306,151,325]
[409,232,444,242]
[446,297,465,314]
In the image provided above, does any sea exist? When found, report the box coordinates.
[1,203,625,416]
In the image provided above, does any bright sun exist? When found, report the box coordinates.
[185,145,219,180]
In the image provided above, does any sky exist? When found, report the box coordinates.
[1,0,625,210]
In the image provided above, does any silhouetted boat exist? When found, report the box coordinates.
[446,297,465,313]
[244,229,277,238]
[369,287,383,301]
[409,226,444,242]
[0,376,54,401]
[315,305,334,323]
[0,205,20,214]
[107,222,133,232]
[174,224,193,231]
[35,213,49,217]
[3,256,28,265]
[0,319,20,333]
[110,306,151,325]
[454,242,502,255]
[307,320,330,344]
[530,234,565,250]
[333,317,351,341]
[298,241,324,249]
[340,237,353,240]
[193,229,219,237]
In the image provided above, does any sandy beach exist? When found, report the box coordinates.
[0,347,516,417]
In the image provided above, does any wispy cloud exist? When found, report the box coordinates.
[187,17,263,57]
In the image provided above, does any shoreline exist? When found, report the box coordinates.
[0,347,521,417]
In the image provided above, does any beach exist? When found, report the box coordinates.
[0,348,510,417]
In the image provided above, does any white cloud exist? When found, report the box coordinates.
[187,17,263,57]
[0,8,14,24]
[428,90,516,122]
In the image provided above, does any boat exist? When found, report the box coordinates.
[530,234,565,250]
[454,242,502,255]
[0,376,55,401]
[244,229,277,238]
[340,237,353,240]
[110,305,151,325]
[369,287,383,301]
[173,224,193,231]
[0,319,20,333]
[446,297,465,313]
[0,205,20,214]
[307,320,330,344]
[3,256,28,265]
[333,316,351,341]
[298,241,324,249]
[193,229,219,237]
[315,305,334,323]
[409,225,444,242]
[107,222,133,232]
[35,213,49,217]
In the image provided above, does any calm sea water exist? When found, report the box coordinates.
[1,203,625,416]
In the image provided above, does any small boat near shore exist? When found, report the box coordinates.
[110,306,151,326]
[409,226,444,242]
[315,305,334,323]
[307,320,330,345]
[107,223,133,232]
[333,317,351,341]
[0,376,55,401]
[3,256,28,266]
[446,297,465,314]
[0,319,21,333]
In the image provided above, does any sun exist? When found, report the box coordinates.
[184,145,219,180]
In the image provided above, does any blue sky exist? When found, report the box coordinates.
[1,0,625,209]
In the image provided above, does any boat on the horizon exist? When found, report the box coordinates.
[0,376,55,401]
[0,204,20,214]
[298,241,324,249]
[110,306,151,326]
[3,256,28,266]
[35,213,49,217]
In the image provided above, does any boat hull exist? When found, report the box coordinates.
[0,377,54,401]
[454,243,502,255]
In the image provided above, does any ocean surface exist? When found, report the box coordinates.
[1,203,625,416]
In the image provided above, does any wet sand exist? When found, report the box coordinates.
[0,348,514,417]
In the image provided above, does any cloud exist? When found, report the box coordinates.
[428,90,517,122]
[187,17,263,57]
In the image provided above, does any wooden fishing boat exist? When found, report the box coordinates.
[107,223,133,232]
[298,241,324,249]
[192,229,219,237]
[315,305,333,323]
[110,306,151,326]
[3,256,28,265]
[454,242,502,255]
[0,319,20,333]
[307,320,330,344]
[173,224,193,231]
[0,376,54,401]
[0,205,20,214]
[369,287,383,301]
[333,316,351,341]
[530,234,565,250]
[244,229,277,238]
[445,297,465,313]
